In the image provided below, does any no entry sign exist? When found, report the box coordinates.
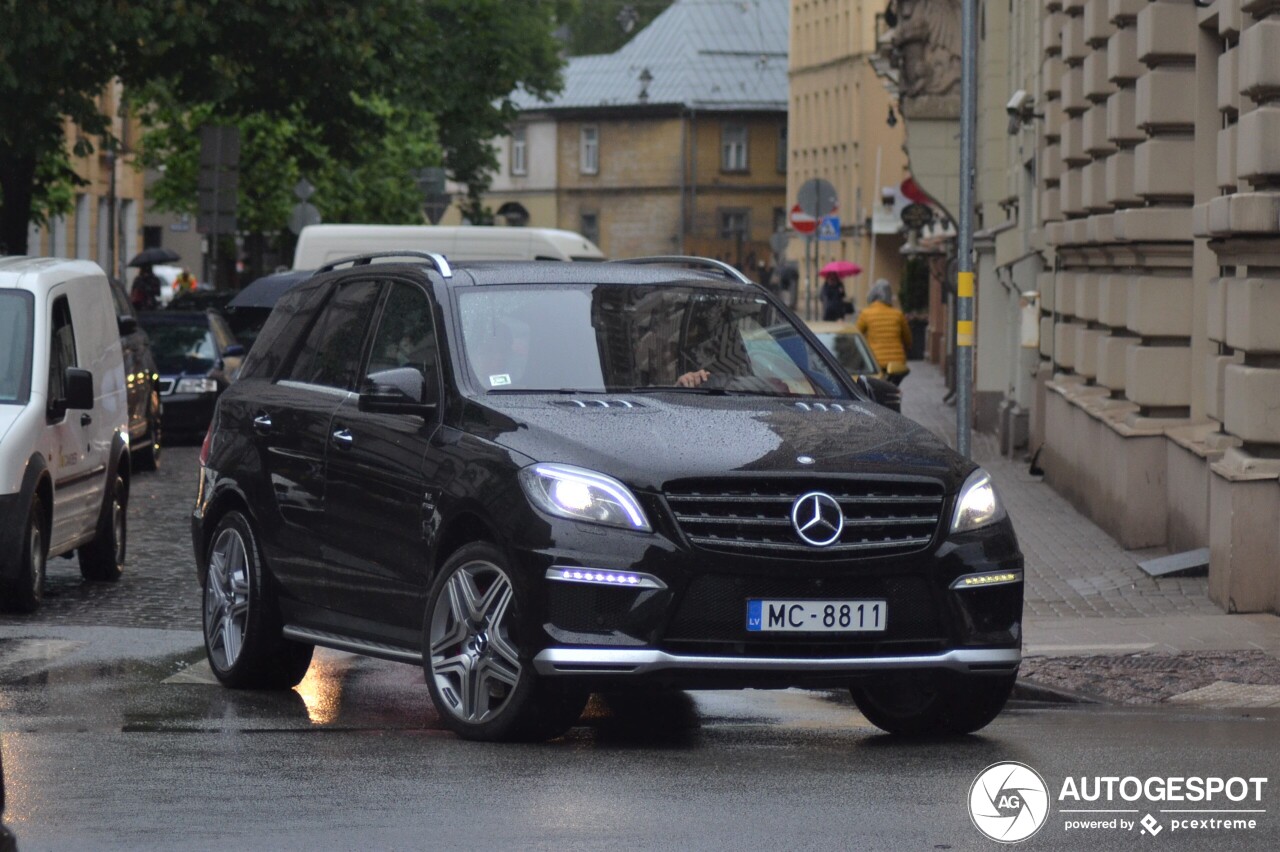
[789,204,817,235]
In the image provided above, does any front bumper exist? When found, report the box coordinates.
[534,646,1020,677]
[159,392,218,434]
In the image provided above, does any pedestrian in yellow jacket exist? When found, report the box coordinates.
[855,279,912,385]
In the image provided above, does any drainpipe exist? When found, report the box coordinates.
[679,108,687,253]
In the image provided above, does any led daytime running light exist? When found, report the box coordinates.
[949,571,1023,590]
[546,567,665,590]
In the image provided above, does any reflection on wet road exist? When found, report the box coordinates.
[1,628,1278,850]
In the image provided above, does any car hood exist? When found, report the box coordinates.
[465,393,968,492]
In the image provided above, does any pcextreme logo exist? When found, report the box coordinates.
[968,761,1051,843]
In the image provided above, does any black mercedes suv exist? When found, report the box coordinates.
[191,253,1023,741]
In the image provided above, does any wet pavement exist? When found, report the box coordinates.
[0,630,1277,850]
[0,445,205,632]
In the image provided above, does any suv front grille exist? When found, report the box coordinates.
[664,477,945,558]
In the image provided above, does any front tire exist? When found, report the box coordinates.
[202,510,313,689]
[849,671,1017,737]
[1,495,47,613]
[423,542,586,742]
[134,409,161,472]
[79,473,127,582]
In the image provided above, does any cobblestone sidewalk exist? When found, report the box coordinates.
[899,359,1280,707]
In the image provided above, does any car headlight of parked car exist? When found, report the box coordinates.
[175,377,219,394]
[519,463,651,531]
[950,469,1006,533]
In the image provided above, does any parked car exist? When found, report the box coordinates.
[192,252,1022,742]
[138,311,244,439]
[0,256,132,612]
[804,320,902,412]
[107,278,163,470]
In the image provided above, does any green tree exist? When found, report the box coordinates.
[562,0,674,56]
[1,0,569,255]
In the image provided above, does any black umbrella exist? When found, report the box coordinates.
[127,247,181,267]
[227,270,313,309]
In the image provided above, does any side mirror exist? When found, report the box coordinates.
[222,344,246,358]
[64,367,95,411]
[856,375,902,413]
[358,367,436,416]
[117,315,138,335]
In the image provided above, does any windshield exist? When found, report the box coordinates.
[0,290,35,404]
[813,331,880,376]
[140,318,217,374]
[456,284,847,398]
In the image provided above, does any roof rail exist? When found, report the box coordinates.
[608,256,755,286]
[317,251,452,278]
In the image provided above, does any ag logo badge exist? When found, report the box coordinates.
[968,761,1050,843]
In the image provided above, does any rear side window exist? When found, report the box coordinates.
[0,290,35,405]
[286,279,382,390]
[47,295,78,413]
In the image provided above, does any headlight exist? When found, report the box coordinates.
[950,469,1006,533]
[519,463,651,531]
[175,377,218,394]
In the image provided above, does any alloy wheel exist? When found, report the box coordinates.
[429,561,523,724]
[204,527,251,671]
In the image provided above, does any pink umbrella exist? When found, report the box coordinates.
[819,260,862,277]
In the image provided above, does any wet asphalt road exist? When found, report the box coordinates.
[1,449,1278,850]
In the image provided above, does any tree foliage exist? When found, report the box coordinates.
[561,0,674,56]
[0,0,570,256]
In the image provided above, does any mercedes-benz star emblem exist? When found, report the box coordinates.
[790,491,844,547]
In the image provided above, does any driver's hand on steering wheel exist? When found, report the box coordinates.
[677,369,711,388]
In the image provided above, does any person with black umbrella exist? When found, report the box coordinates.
[130,264,162,310]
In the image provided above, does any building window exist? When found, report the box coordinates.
[580,126,599,175]
[510,126,527,176]
[776,125,787,173]
[721,123,748,172]
[718,208,749,239]
[143,226,163,249]
[579,211,600,246]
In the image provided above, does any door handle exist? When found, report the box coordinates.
[331,428,354,448]
[252,413,273,434]
[80,413,92,426]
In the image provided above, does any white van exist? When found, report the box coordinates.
[292,224,605,269]
[0,257,131,611]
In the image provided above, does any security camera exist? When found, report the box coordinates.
[1007,90,1029,116]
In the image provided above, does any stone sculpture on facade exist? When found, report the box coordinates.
[887,0,962,112]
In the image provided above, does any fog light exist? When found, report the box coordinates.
[546,567,666,590]
[949,571,1023,590]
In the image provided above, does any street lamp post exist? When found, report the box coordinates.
[956,0,978,458]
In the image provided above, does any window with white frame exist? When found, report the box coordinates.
[580,125,599,175]
[511,126,527,176]
[721,123,748,172]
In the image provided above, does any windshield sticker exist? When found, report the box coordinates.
[489,374,512,387]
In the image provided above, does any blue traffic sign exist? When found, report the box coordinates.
[817,215,841,241]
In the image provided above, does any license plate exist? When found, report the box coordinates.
[746,599,886,633]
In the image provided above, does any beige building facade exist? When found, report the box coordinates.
[883,0,1280,614]
[788,0,909,316]
[25,82,146,280]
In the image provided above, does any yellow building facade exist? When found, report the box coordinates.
[788,0,910,316]
[25,82,146,280]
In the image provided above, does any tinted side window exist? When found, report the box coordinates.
[286,280,381,390]
[365,282,437,393]
[48,296,78,412]
[109,280,136,319]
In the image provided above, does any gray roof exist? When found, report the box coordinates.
[514,0,789,113]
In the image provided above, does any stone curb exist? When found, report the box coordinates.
[1012,676,1105,705]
